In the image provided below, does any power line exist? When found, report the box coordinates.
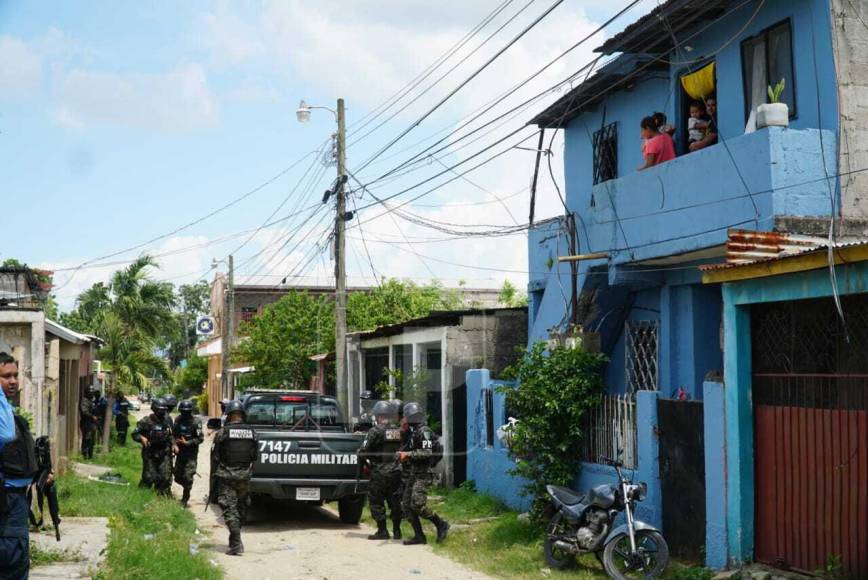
[354,0,566,174]
[348,0,540,148]
[348,0,518,135]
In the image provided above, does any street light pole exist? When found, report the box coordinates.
[334,99,348,419]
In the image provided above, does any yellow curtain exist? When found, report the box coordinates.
[681,62,716,100]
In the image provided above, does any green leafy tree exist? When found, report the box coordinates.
[498,280,528,307]
[499,341,607,519]
[234,291,335,389]
[173,353,208,397]
[348,278,463,331]
[166,280,211,366]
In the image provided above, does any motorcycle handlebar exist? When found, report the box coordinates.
[598,456,623,468]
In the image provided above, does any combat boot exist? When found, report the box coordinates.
[392,519,402,540]
[402,517,427,545]
[429,514,450,542]
[180,488,191,508]
[227,531,243,556]
[368,520,390,540]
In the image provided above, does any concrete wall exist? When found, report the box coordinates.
[0,310,46,435]
[831,0,868,219]
[703,379,728,570]
[445,310,527,377]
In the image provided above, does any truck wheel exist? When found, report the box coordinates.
[338,495,366,524]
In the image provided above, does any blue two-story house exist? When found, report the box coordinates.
[515,0,868,572]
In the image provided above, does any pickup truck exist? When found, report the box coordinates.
[208,389,369,524]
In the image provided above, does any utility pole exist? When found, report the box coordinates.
[334,98,349,419]
[221,254,235,401]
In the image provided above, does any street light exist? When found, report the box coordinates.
[296,96,349,420]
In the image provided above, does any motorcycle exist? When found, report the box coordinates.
[543,456,669,579]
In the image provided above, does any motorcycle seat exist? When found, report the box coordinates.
[548,485,585,506]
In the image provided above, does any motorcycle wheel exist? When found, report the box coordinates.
[543,512,577,569]
[602,530,669,579]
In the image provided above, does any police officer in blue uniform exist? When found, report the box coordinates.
[1,351,43,579]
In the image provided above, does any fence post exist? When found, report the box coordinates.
[635,390,662,529]
[703,379,728,570]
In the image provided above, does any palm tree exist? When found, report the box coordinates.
[91,257,176,452]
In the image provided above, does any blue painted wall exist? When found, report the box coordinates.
[466,369,663,529]
[703,380,728,570]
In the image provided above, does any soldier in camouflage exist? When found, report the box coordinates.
[210,400,257,556]
[398,402,449,545]
[79,386,98,459]
[132,397,177,496]
[358,400,404,540]
[173,399,203,507]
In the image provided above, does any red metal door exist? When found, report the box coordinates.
[752,298,868,577]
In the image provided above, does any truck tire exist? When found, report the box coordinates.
[338,495,366,524]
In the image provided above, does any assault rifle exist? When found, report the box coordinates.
[29,436,61,541]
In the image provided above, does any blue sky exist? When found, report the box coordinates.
[0,1,655,309]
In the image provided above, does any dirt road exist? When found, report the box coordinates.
[181,427,491,580]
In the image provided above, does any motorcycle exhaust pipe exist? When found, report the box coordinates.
[554,540,578,554]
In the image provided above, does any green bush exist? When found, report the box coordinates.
[499,341,607,520]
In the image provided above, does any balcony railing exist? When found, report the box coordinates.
[585,127,837,265]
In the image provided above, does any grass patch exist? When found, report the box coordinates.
[30,544,84,566]
[58,443,220,580]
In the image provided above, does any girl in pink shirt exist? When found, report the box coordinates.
[638,116,676,170]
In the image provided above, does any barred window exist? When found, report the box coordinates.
[625,320,659,392]
[592,122,618,185]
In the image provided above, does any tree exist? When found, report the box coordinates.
[233,291,335,389]
[347,278,464,332]
[498,280,528,308]
[166,280,211,366]
[499,342,607,519]
[173,353,208,397]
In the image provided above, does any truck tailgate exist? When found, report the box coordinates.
[254,429,365,479]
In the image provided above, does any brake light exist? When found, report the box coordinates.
[280,396,307,402]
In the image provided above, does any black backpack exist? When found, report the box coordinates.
[0,414,38,478]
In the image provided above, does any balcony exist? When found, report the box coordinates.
[585,127,837,265]
[0,267,51,310]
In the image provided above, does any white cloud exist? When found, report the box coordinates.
[54,63,218,134]
[0,35,42,99]
[197,2,265,67]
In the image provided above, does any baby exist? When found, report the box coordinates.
[687,101,709,146]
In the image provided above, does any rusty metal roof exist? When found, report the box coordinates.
[699,229,868,272]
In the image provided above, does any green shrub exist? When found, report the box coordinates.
[499,341,607,520]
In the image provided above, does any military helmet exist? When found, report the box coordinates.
[391,399,403,418]
[403,402,425,424]
[224,400,246,421]
[151,397,167,412]
[164,394,178,411]
[372,400,396,418]
[360,390,375,400]
[87,385,98,396]
[179,399,194,413]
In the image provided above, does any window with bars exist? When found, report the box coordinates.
[592,122,618,185]
[625,320,659,392]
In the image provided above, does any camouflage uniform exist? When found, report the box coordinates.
[211,421,258,554]
[401,424,439,520]
[173,414,203,505]
[359,423,403,536]
[400,422,449,544]
[79,395,97,459]
[132,413,175,495]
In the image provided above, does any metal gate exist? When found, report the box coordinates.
[752,296,868,577]
[657,398,706,559]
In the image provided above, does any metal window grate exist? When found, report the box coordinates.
[626,320,659,392]
[592,122,618,185]
[581,394,637,468]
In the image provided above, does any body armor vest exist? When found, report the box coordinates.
[148,421,171,449]
[0,415,38,479]
[220,425,257,466]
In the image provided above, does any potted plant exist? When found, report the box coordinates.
[757,78,789,128]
